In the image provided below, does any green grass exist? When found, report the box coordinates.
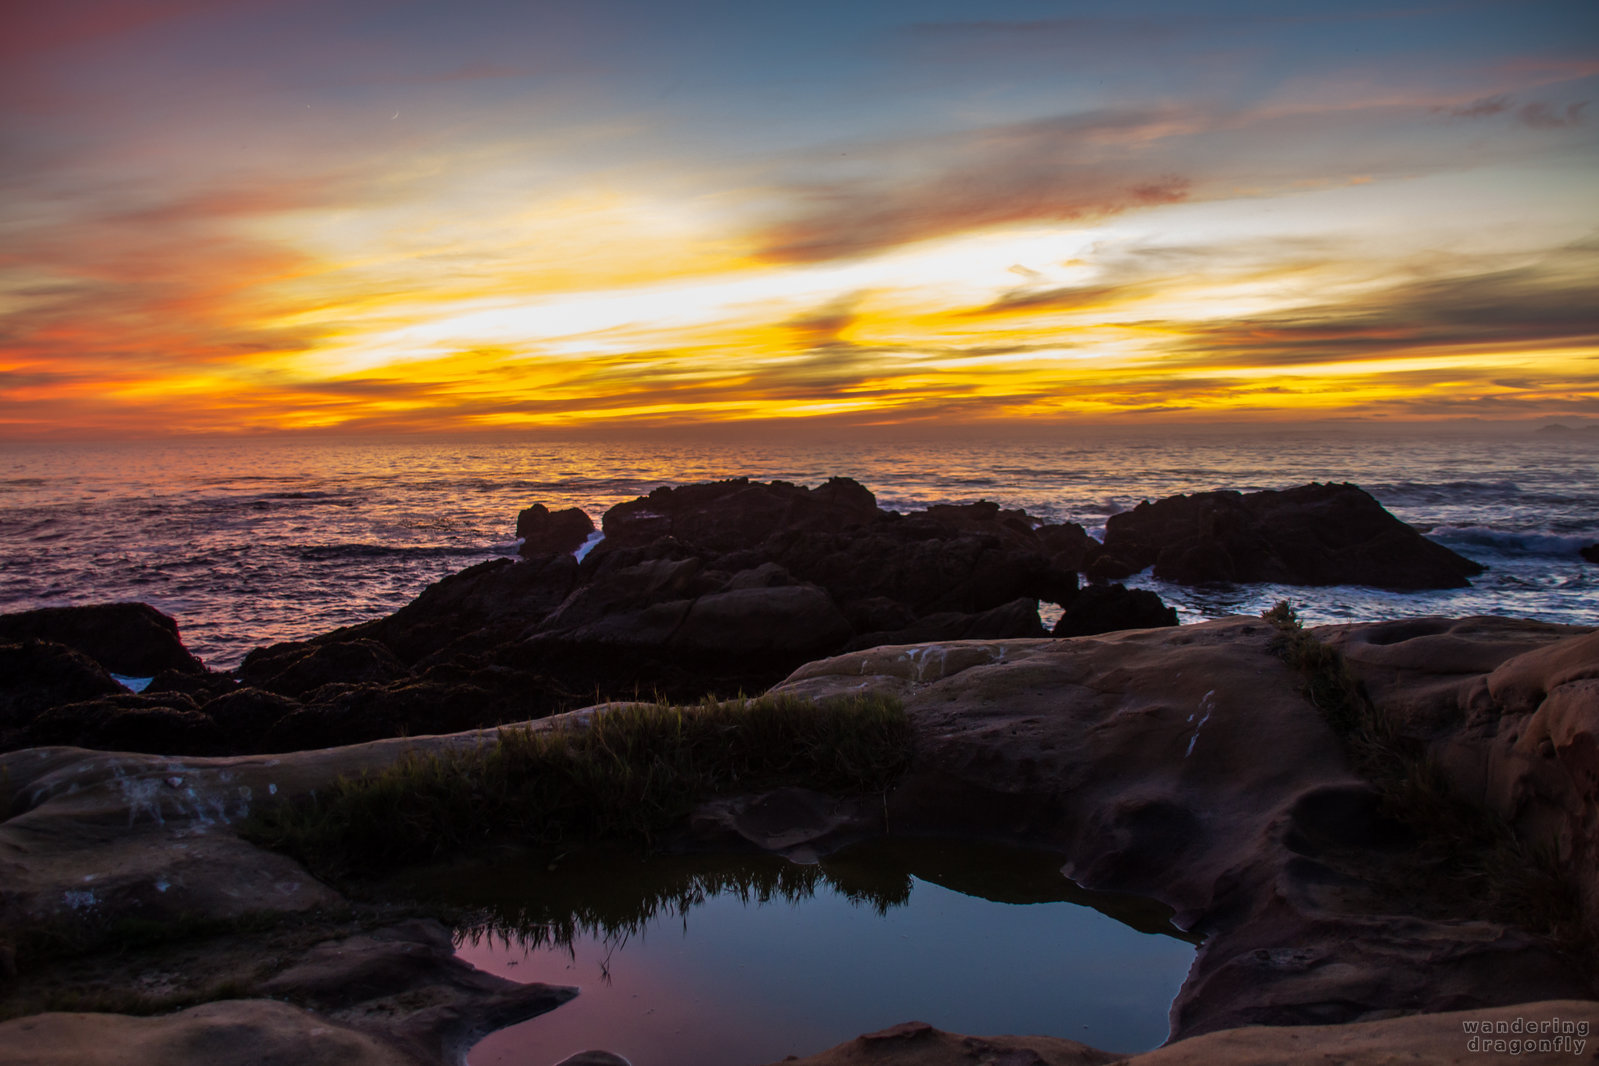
[243,693,912,880]
[1263,602,1588,957]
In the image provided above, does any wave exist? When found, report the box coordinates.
[1429,526,1595,558]
[293,543,507,562]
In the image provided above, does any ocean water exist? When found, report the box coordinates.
[2,432,1595,670]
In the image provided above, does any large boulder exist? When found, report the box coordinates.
[0,603,205,676]
[1052,584,1178,637]
[1100,482,1484,588]
[515,503,594,556]
[1581,542,1598,564]
[600,477,880,552]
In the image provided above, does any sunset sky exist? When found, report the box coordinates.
[2,0,1596,438]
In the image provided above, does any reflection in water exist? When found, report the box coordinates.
[391,839,1198,1066]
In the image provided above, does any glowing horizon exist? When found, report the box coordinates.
[2,1,1596,439]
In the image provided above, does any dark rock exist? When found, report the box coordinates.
[1053,584,1179,637]
[1581,543,1599,564]
[235,639,408,698]
[1102,482,1485,589]
[515,503,595,557]
[0,640,125,743]
[846,596,1047,651]
[263,679,517,751]
[343,553,581,664]
[1036,521,1101,571]
[27,694,222,755]
[599,477,880,554]
[143,667,236,702]
[0,603,204,676]
[668,585,853,657]
[202,687,303,748]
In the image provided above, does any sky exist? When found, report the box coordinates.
[2,0,1597,439]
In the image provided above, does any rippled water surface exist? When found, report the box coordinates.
[2,432,1595,667]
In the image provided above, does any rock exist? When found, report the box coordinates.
[847,596,1047,651]
[1324,617,1599,942]
[553,1053,633,1066]
[200,687,302,748]
[26,695,223,756]
[0,641,124,745]
[1101,482,1485,588]
[668,585,853,658]
[516,503,595,556]
[234,639,409,699]
[0,603,205,676]
[1052,584,1178,637]
[262,680,513,752]
[600,477,880,553]
[0,1000,413,1066]
[1581,542,1599,564]
[765,1003,1599,1066]
[773,617,1596,1036]
[342,554,580,664]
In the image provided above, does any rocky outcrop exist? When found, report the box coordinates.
[1097,482,1484,588]
[0,641,124,749]
[770,617,1597,1036]
[1051,584,1177,637]
[1581,543,1599,564]
[0,604,206,677]
[516,503,594,557]
[2,616,1595,1065]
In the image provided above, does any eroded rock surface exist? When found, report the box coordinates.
[2,616,1596,1064]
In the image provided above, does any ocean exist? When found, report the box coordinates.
[2,432,1595,671]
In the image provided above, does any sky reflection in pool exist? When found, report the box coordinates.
[435,839,1196,1066]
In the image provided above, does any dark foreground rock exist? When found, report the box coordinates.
[1097,482,1484,588]
[1581,542,1599,564]
[2,616,1594,1066]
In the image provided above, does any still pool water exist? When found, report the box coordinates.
[396,840,1198,1066]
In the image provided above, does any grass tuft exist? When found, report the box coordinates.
[1263,601,1588,957]
[243,693,912,880]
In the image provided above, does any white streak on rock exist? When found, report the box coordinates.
[1186,690,1217,758]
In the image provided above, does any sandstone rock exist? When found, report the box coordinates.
[516,502,594,556]
[553,1052,633,1066]
[1581,542,1599,564]
[1052,584,1177,637]
[765,1002,1599,1066]
[1101,482,1485,588]
[0,1000,412,1066]
[773,618,1596,1035]
[0,603,205,677]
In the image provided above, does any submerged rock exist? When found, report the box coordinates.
[1100,482,1484,588]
